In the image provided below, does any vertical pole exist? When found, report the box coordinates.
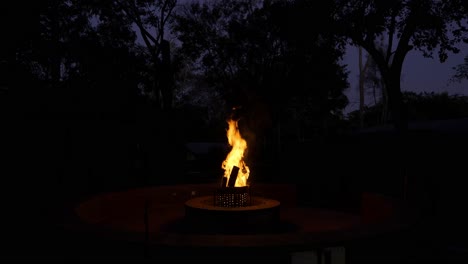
[277,117,281,172]
[316,249,323,264]
[403,166,408,202]
[144,199,149,259]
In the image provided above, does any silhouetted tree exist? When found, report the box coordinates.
[349,91,468,126]
[5,0,145,113]
[358,46,370,128]
[4,1,43,85]
[76,0,178,110]
[404,91,468,120]
[5,0,158,194]
[357,40,389,126]
[273,0,349,136]
[450,54,468,83]
[112,0,177,110]
[334,0,468,131]
[173,0,349,140]
[6,1,97,114]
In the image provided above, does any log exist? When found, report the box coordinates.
[221,177,228,188]
[228,166,239,187]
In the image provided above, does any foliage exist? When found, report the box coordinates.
[172,0,349,134]
[404,91,468,120]
[348,91,468,127]
[450,54,468,83]
[334,0,468,62]
[333,0,468,130]
[75,0,177,110]
[3,1,167,135]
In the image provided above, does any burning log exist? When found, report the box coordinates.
[221,177,228,188]
[227,166,239,188]
[221,119,250,188]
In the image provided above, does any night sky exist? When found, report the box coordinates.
[343,43,468,114]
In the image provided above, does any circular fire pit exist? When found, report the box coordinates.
[185,195,280,234]
[71,183,416,262]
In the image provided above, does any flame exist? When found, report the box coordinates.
[221,119,250,187]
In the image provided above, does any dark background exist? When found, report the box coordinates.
[2,0,468,262]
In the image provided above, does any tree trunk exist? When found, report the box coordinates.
[380,79,388,125]
[385,70,408,133]
[359,47,365,128]
[50,1,61,86]
[358,47,371,128]
[152,73,161,110]
[277,114,281,161]
[319,83,329,136]
[386,70,410,203]
[160,39,173,110]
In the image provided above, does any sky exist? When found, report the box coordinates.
[342,43,468,114]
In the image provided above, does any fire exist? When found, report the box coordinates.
[221,119,250,187]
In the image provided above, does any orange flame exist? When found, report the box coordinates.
[221,119,250,187]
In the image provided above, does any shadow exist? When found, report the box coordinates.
[160,218,299,235]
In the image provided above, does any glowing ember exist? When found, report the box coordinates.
[221,119,250,187]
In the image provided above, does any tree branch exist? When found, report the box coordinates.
[156,0,176,59]
[157,0,169,50]
[162,1,176,32]
[360,40,389,80]
[385,8,397,64]
[115,0,158,60]
[129,0,159,44]
[392,10,417,72]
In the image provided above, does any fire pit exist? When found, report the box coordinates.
[68,109,418,262]
[183,115,282,233]
[214,186,250,207]
[185,195,281,234]
[72,183,416,263]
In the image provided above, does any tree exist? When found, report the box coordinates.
[172,0,267,103]
[450,54,468,83]
[274,0,349,136]
[173,0,349,139]
[358,46,370,128]
[3,0,154,207]
[334,0,468,131]
[79,0,177,110]
[114,0,177,110]
[5,0,99,113]
[349,91,468,125]
[358,39,389,126]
